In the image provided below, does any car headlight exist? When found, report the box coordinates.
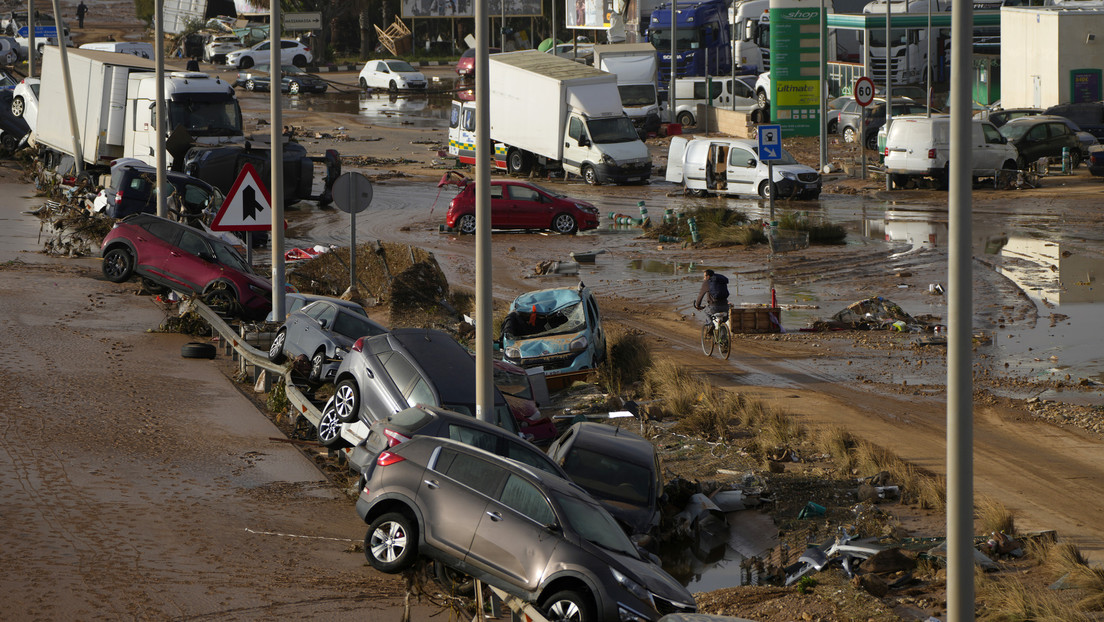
[568,336,588,352]
[780,170,797,180]
[611,568,652,604]
[575,202,598,214]
[504,346,520,359]
[600,154,615,165]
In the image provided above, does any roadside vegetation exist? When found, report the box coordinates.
[642,206,847,247]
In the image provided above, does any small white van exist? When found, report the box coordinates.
[668,75,760,127]
[666,136,821,199]
[883,114,1019,188]
[79,42,153,59]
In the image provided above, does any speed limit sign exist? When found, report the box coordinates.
[854,76,875,107]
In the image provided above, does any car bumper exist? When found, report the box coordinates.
[594,162,651,184]
[506,349,595,374]
[776,179,822,199]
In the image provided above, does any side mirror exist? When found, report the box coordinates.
[578,135,590,147]
[318,318,328,329]
[747,158,757,168]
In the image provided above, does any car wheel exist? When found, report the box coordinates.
[309,350,326,383]
[316,401,349,448]
[541,589,595,622]
[203,282,238,316]
[676,110,694,127]
[456,213,476,234]
[865,132,877,151]
[288,80,301,95]
[245,79,255,91]
[388,79,398,92]
[181,342,217,359]
[551,213,577,235]
[268,329,287,363]
[102,248,134,283]
[758,180,773,200]
[292,54,307,68]
[827,120,838,134]
[1071,149,1082,169]
[365,512,417,573]
[843,126,856,143]
[1,133,16,152]
[11,95,24,117]
[757,89,769,109]
[359,77,368,89]
[240,56,254,70]
[889,173,908,190]
[334,378,360,423]
[434,562,475,596]
[582,164,599,185]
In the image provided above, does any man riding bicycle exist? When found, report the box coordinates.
[694,269,730,316]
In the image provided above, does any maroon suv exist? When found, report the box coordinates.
[445,180,600,235]
[101,214,272,320]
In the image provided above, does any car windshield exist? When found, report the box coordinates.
[280,65,302,74]
[553,492,638,557]
[649,27,701,53]
[586,117,639,143]
[560,447,652,505]
[752,146,799,165]
[333,313,385,340]
[522,301,586,338]
[211,239,252,273]
[999,123,1031,141]
[169,99,243,136]
[386,60,417,72]
[618,84,656,107]
[493,366,533,400]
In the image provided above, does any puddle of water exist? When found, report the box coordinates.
[285,88,456,129]
[659,510,778,591]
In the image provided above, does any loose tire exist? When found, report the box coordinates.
[309,350,326,383]
[333,379,360,423]
[717,323,731,360]
[701,324,715,356]
[181,342,217,359]
[316,401,349,448]
[541,589,595,622]
[582,164,599,186]
[551,213,577,235]
[676,111,694,127]
[889,173,908,190]
[365,513,417,573]
[288,80,301,95]
[12,95,24,117]
[102,248,134,283]
[456,213,476,234]
[245,79,255,91]
[268,330,287,363]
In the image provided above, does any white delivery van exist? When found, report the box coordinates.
[79,42,154,59]
[670,75,760,126]
[883,114,1019,189]
[666,136,821,199]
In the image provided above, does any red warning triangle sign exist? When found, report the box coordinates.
[209,163,273,231]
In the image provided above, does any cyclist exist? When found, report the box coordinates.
[694,269,730,316]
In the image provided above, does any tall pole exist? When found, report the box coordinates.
[670,0,677,123]
[154,0,166,218]
[270,0,285,320]
[50,0,82,175]
[884,0,892,191]
[926,0,932,116]
[818,0,826,171]
[475,0,492,422]
[28,0,35,76]
[946,0,974,617]
[501,0,506,48]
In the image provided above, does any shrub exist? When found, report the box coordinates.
[597,328,652,395]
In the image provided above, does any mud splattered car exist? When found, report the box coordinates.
[500,283,606,375]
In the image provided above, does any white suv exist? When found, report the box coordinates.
[882,114,1019,189]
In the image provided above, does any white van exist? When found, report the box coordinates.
[669,75,759,127]
[79,42,153,59]
[883,114,1019,188]
[666,136,821,199]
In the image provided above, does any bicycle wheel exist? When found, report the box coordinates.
[717,324,731,360]
[701,324,715,356]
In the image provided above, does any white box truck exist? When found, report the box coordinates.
[592,43,662,137]
[489,50,652,185]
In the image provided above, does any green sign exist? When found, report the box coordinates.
[769,0,823,137]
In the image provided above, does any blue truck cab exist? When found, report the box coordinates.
[648,0,732,84]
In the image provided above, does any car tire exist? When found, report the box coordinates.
[889,173,908,190]
[507,149,531,175]
[268,329,287,363]
[240,56,254,70]
[758,180,773,200]
[365,512,417,574]
[359,77,368,89]
[757,89,769,109]
[289,81,301,95]
[541,589,595,622]
[309,350,326,383]
[181,342,217,359]
[11,95,24,117]
[245,79,255,92]
[434,562,474,596]
[551,213,577,235]
[388,79,398,92]
[334,378,360,423]
[865,132,877,151]
[292,54,307,68]
[316,401,349,448]
[843,126,856,143]
[582,164,599,186]
[102,247,135,283]
[1,133,16,152]
[456,213,476,234]
[203,282,238,316]
[676,110,694,127]
[1071,149,1082,169]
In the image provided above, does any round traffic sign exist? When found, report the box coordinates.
[854,76,875,108]
[332,172,373,214]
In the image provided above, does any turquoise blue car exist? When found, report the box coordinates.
[500,283,606,375]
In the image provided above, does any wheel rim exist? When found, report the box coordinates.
[458,214,476,234]
[583,167,596,184]
[206,288,235,313]
[678,113,693,127]
[552,214,575,234]
[370,521,408,563]
[334,383,357,420]
[318,407,341,443]
[12,97,23,116]
[246,80,254,91]
[311,352,325,380]
[509,152,522,172]
[104,251,129,280]
[844,128,855,142]
[546,599,582,621]
[290,81,300,94]
[760,181,771,199]
[268,332,285,358]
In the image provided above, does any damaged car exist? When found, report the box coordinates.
[500,283,606,376]
[268,298,388,384]
[355,435,697,621]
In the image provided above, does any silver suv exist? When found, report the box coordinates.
[355,436,696,622]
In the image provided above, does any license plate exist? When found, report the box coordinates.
[626,177,640,182]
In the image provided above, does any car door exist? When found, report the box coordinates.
[976,122,1010,171]
[730,77,758,113]
[726,143,759,194]
[252,41,270,65]
[1019,122,1049,162]
[560,115,591,175]
[503,183,546,229]
[486,183,506,228]
[295,301,336,357]
[132,218,182,280]
[466,471,559,591]
[154,228,218,294]
[420,448,505,562]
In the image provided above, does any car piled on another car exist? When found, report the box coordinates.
[268,298,387,384]
[500,283,607,376]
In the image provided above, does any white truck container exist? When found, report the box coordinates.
[489,50,652,185]
[591,43,662,137]
[34,47,242,172]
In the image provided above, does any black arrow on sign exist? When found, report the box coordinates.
[242,186,262,221]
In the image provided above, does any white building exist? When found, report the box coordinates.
[1002,5,1104,108]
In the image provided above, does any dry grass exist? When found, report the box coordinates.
[976,569,1092,622]
[975,495,1016,536]
[849,438,946,510]
[759,404,804,448]
[597,328,652,395]
[814,426,856,475]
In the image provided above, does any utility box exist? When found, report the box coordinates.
[973,55,1000,107]
[1002,6,1104,108]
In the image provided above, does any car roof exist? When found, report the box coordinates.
[555,422,655,464]
[119,213,227,244]
[388,328,505,405]
[402,435,585,494]
[510,284,589,313]
[1005,115,1068,125]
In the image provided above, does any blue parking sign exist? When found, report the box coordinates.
[758,124,782,161]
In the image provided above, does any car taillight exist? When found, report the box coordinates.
[928,149,936,159]
[884,147,889,157]
[377,451,405,466]
[382,428,411,447]
[351,337,366,352]
[115,190,123,205]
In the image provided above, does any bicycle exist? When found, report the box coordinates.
[700,309,731,360]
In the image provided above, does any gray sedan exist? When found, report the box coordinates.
[268,299,387,384]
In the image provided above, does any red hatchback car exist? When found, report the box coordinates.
[455,47,500,76]
[101,214,272,320]
[445,180,600,234]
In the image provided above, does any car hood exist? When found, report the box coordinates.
[584,540,695,608]
[506,330,585,358]
[599,499,658,536]
[241,270,272,293]
[769,164,819,181]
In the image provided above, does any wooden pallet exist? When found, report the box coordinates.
[374,17,411,56]
[728,307,781,334]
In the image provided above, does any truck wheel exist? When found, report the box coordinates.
[889,173,908,190]
[507,149,531,175]
[582,164,599,186]
[676,111,694,127]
